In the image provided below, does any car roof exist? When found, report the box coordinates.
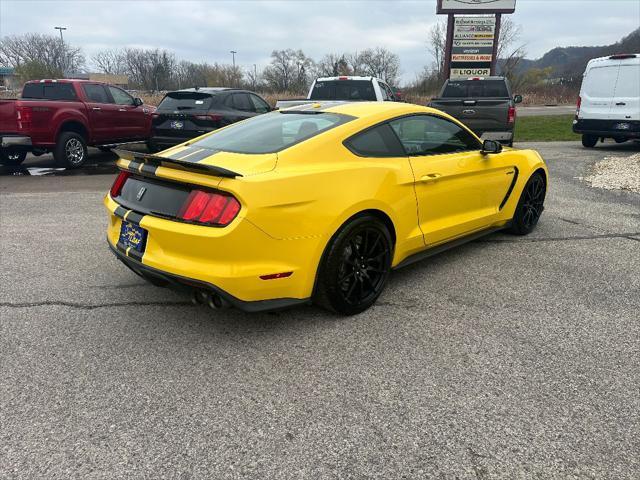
[176,87,245,94]
[315,76,377,82]
[283,101,436,119]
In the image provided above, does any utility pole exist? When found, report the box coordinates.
[230,50,237,68]
[54,26,67,43]
[253,64,257,90]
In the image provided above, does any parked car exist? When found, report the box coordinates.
[573,54,640,147]
[275,76,398,110]
[148,88,271,152]
[0,79,155,166]
[105,102,548,315]
[429,76,522,146]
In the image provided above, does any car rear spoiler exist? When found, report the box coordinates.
[113,148,243,178]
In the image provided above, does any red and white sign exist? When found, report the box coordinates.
[438,0,516,14]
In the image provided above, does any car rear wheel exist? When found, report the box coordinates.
[582,134,598,148]
[0,150,27,165]
[614,137,627,144]
[54,132,88,168]
[508,172,546,235]
[314,215,392,315]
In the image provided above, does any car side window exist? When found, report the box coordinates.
[345,123,406,157]
[389,115,481,156]
[108,86,134,106]
[232,93,253,112]
[83,84,111,104]
[249,94,270,114]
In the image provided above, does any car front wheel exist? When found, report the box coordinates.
[314,215,392,315]
[508,172,546,235]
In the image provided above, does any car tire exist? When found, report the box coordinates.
[314,215,393,315]
[614,137,627,144]
[508,172,546,236]
[54,132,88,168]
[582,134,598,148]
[0,150,27,165]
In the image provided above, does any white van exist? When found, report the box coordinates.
[573,54,640,147]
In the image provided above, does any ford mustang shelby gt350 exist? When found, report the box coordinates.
[105,101,547,314]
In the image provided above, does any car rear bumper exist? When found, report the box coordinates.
[104,193,318,311]
[573,119,640,138]
[479,131,514,142]
[1,134,32,149]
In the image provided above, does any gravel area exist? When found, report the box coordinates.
[581,152,640,193]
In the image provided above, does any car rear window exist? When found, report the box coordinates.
[310,80,377,101]
[158,92,214,111]
[22,82,77,101]
[442,80,509,98]
[190,111,353,154]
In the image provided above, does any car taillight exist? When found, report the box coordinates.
[508,106,516,124]
[110,171,131,198]
[178,190,241,226]
[194,114,222,122]
[576,96,581,116]
[16,106,32,130]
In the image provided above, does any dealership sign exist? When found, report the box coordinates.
[450,16,496,78]
[438,0,516,14]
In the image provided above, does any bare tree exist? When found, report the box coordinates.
[427,20,447,80]
[91,49,126,75]
[0,33,84,74]
[357,47,400,85]
[315,53,351,77]
[263,49,313,93]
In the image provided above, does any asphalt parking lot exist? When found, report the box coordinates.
[1,141,639,479]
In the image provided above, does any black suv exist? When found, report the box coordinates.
[148,88,271,151]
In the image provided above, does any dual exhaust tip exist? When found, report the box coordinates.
[191,290,227,309]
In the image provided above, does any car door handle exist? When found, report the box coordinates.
[421,173,442,182]
[92,107,101,111]
[118,108,127,112]
[616,102,626,106]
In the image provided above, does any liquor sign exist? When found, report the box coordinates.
[451,68,491,77]
[450,16,496,78]
[438,0,516,14]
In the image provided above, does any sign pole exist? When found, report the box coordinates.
[443,14,455,80]
[490,13,502,75]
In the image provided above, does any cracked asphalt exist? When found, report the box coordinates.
[1,141,639,479]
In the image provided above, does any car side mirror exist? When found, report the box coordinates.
[482,139,503,154]
[514,94,523,104]
[133,97,143,107]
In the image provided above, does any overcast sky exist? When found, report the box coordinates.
[1,0,638,83]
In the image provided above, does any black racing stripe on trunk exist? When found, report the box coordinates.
[128,161,142,172]
[186,149,217,163]
[166,147,200,160]
[126,211,144,225]
[140,163,158,175]
[128,248,144,262]
[114,206,127,219]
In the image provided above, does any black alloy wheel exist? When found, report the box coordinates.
[315,215,392,315]
[509,172,546,235]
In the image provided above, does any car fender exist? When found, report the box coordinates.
[52,107,91,142]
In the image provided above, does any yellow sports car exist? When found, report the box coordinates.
[105,101,547,314]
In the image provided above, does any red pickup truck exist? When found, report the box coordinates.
[0,79,155,167]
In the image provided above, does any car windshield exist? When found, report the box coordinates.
[310,80,377,101]
[190,111,353,154]
[442,80,509,98]
[158,92,214,110]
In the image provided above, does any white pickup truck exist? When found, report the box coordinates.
[275,76,398,110]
